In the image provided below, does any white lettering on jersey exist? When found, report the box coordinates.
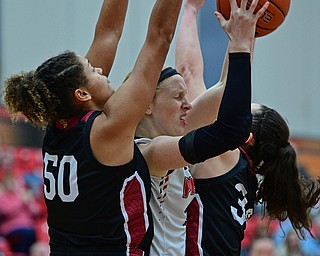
[230,183,252,226]
[44,152,79,202]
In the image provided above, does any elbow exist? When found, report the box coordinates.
[230,113,252,147]
[218,112,252,149]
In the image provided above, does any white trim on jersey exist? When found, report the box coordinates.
[120,171,149,255]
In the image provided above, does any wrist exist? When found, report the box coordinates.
[229,40,252,53]
[184,2,199,14]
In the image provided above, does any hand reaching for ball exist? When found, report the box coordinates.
[214,0,269,53]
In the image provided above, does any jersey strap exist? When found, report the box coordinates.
[239,147,255,176]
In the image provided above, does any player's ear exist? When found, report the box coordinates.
[74,88,92,102]
[145,105,152,115]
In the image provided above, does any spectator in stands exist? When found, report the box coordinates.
[276,229,304,256]
[29,241,50,256]
[273,218,320,256]
[0,235,12,256]
[249,237,276,256]
[0,153,40,255]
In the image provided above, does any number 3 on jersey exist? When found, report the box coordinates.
[230,183,253,225]
[44,152,79,202]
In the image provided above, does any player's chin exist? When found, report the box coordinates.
[176,126,187,136]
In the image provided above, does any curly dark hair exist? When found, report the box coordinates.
[242,104,320,239]
[3,51,88,128]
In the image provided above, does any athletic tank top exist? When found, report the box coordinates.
[189,150,258,256]
[135,138,203,256]
[43,111,153,255]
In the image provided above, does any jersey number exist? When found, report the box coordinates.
[44,152,79,202]
[230,183,251,226]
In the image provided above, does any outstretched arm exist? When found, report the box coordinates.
[185,43,229,131]
[93,0,183,166]
[184,2,259,131]
[105,0,183,129]
[186,39,256,132]
[175,0,230,130]
[85,0,128,76]
[175,0,206,102]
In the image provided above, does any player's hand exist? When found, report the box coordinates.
[215,0,269,52]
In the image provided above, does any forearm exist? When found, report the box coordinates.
[114,0,182,127]
[147,0,182,50]
[175,1,205,102]
[130,0,183,93]
[179,53,252,164]
[184,43,230,131]
[85,0,128,76]
[217,53,251,125]
[95,0,128,37]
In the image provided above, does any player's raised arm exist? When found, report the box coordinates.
[103,0,183,130]
[175,0,206,102]
[86,0,129,76]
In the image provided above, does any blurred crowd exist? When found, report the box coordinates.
[0,146,49,256]
[241,202,320,256]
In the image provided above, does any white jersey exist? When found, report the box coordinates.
[135,138,203,256]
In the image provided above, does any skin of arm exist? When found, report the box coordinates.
[91,0,183,166]
[185,41,258,132]
[175,0,230,131]
[85,0,129,77]
[176,0,257,132]
[141,0,269,176]
[175,0,206,102]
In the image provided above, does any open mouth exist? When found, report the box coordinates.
[180,115,188,125]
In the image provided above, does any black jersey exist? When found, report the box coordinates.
[190,150,258,256]
[42,110,153,255]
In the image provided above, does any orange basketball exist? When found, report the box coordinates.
[216,0,291,37]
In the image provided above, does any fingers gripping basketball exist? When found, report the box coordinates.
[216,0,291,37]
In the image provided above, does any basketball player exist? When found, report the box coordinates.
[3,0,183,255]
[123,0,269,255]
[175,0,320,255]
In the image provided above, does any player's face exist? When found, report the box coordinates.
[148,75,192,137]
[79,56,115,109]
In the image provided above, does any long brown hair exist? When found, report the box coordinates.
[243,104,320,239]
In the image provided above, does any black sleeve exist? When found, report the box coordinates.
[179,52,252,164]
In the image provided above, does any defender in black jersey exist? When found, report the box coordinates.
[188,103,320,255]
[3,0,183,255]
[189,149,258,255]
[43,110,153,255]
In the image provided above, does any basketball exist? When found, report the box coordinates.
[216,0,291,37]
